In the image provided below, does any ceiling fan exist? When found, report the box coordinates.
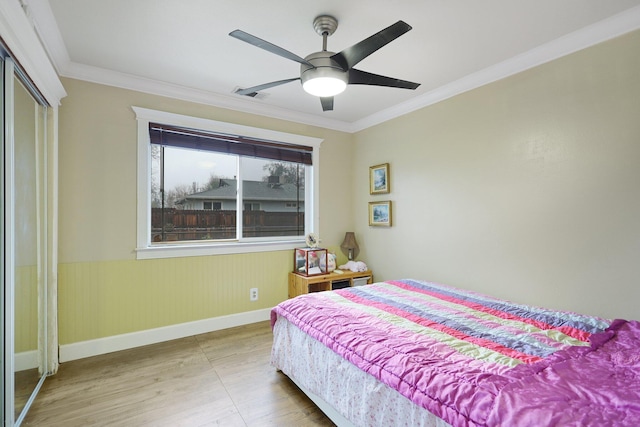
[229,15,421,111]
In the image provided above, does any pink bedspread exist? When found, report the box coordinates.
[271,279,640,426]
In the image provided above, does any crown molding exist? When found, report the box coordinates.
[61,61,357,133]
[27,0,70,73]
[0,0,66,105]
[25,2,640,132]
[25,0,357,131]
[351,5,640,132]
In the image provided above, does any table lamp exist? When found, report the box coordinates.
[340,232,359,261]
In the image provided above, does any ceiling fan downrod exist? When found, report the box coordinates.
[313,15,338,51]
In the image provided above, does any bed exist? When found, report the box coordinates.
[270,279,640,427]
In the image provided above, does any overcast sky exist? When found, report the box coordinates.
[162,147,269,190]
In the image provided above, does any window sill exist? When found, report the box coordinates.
[135,239,304,260]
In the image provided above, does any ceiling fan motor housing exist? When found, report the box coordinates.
[300,51,349,96]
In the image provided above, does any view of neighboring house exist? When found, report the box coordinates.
[176,178,304,212]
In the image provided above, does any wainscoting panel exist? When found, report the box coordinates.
[58,250,291,346]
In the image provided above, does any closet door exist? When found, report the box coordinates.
[2,55,48,426]
[13,61,47,424]
[1,55,6,427]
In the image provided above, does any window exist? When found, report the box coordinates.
[202,201,222,210]
[244,203,260,211]
[134,107,322,259]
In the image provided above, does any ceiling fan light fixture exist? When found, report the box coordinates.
[300,52,348,97]
[303,75,347,97]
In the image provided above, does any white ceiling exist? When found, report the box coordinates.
[26,0,640,132]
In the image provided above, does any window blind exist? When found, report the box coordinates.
[149,123,312,165]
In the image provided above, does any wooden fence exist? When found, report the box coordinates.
[151,208,304,241]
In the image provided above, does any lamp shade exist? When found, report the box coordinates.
[340,232,359,260]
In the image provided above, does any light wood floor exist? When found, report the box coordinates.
[23,321,335,426]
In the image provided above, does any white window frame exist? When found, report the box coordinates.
[133,107,322,260]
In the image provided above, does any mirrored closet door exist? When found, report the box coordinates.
[2,51,49,426]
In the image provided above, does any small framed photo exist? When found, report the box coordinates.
[369,201,392,227]
[369,163,390,194]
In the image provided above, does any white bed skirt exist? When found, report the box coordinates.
[271,315,452,427]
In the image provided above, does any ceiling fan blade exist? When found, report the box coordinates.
[229,30,315,67]
[331,21,412,71]
[235,77,300,96]
[320,97,334,111]
[348,69,420,90]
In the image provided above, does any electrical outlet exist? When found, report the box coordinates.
[250,288,258,301]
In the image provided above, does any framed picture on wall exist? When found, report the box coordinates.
[369,163,390,194]
[369,201,392,227]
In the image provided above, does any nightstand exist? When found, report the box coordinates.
[288,270,374,298]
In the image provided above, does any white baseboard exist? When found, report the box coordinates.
[59,308,272,362]
[16,350,39,371]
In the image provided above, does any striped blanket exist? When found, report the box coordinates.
[271,279,640,426]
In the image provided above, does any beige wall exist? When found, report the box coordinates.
[353,30,640,321]
[58,29,640,345]
[57,79,354,343]
[58,79,353,263]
